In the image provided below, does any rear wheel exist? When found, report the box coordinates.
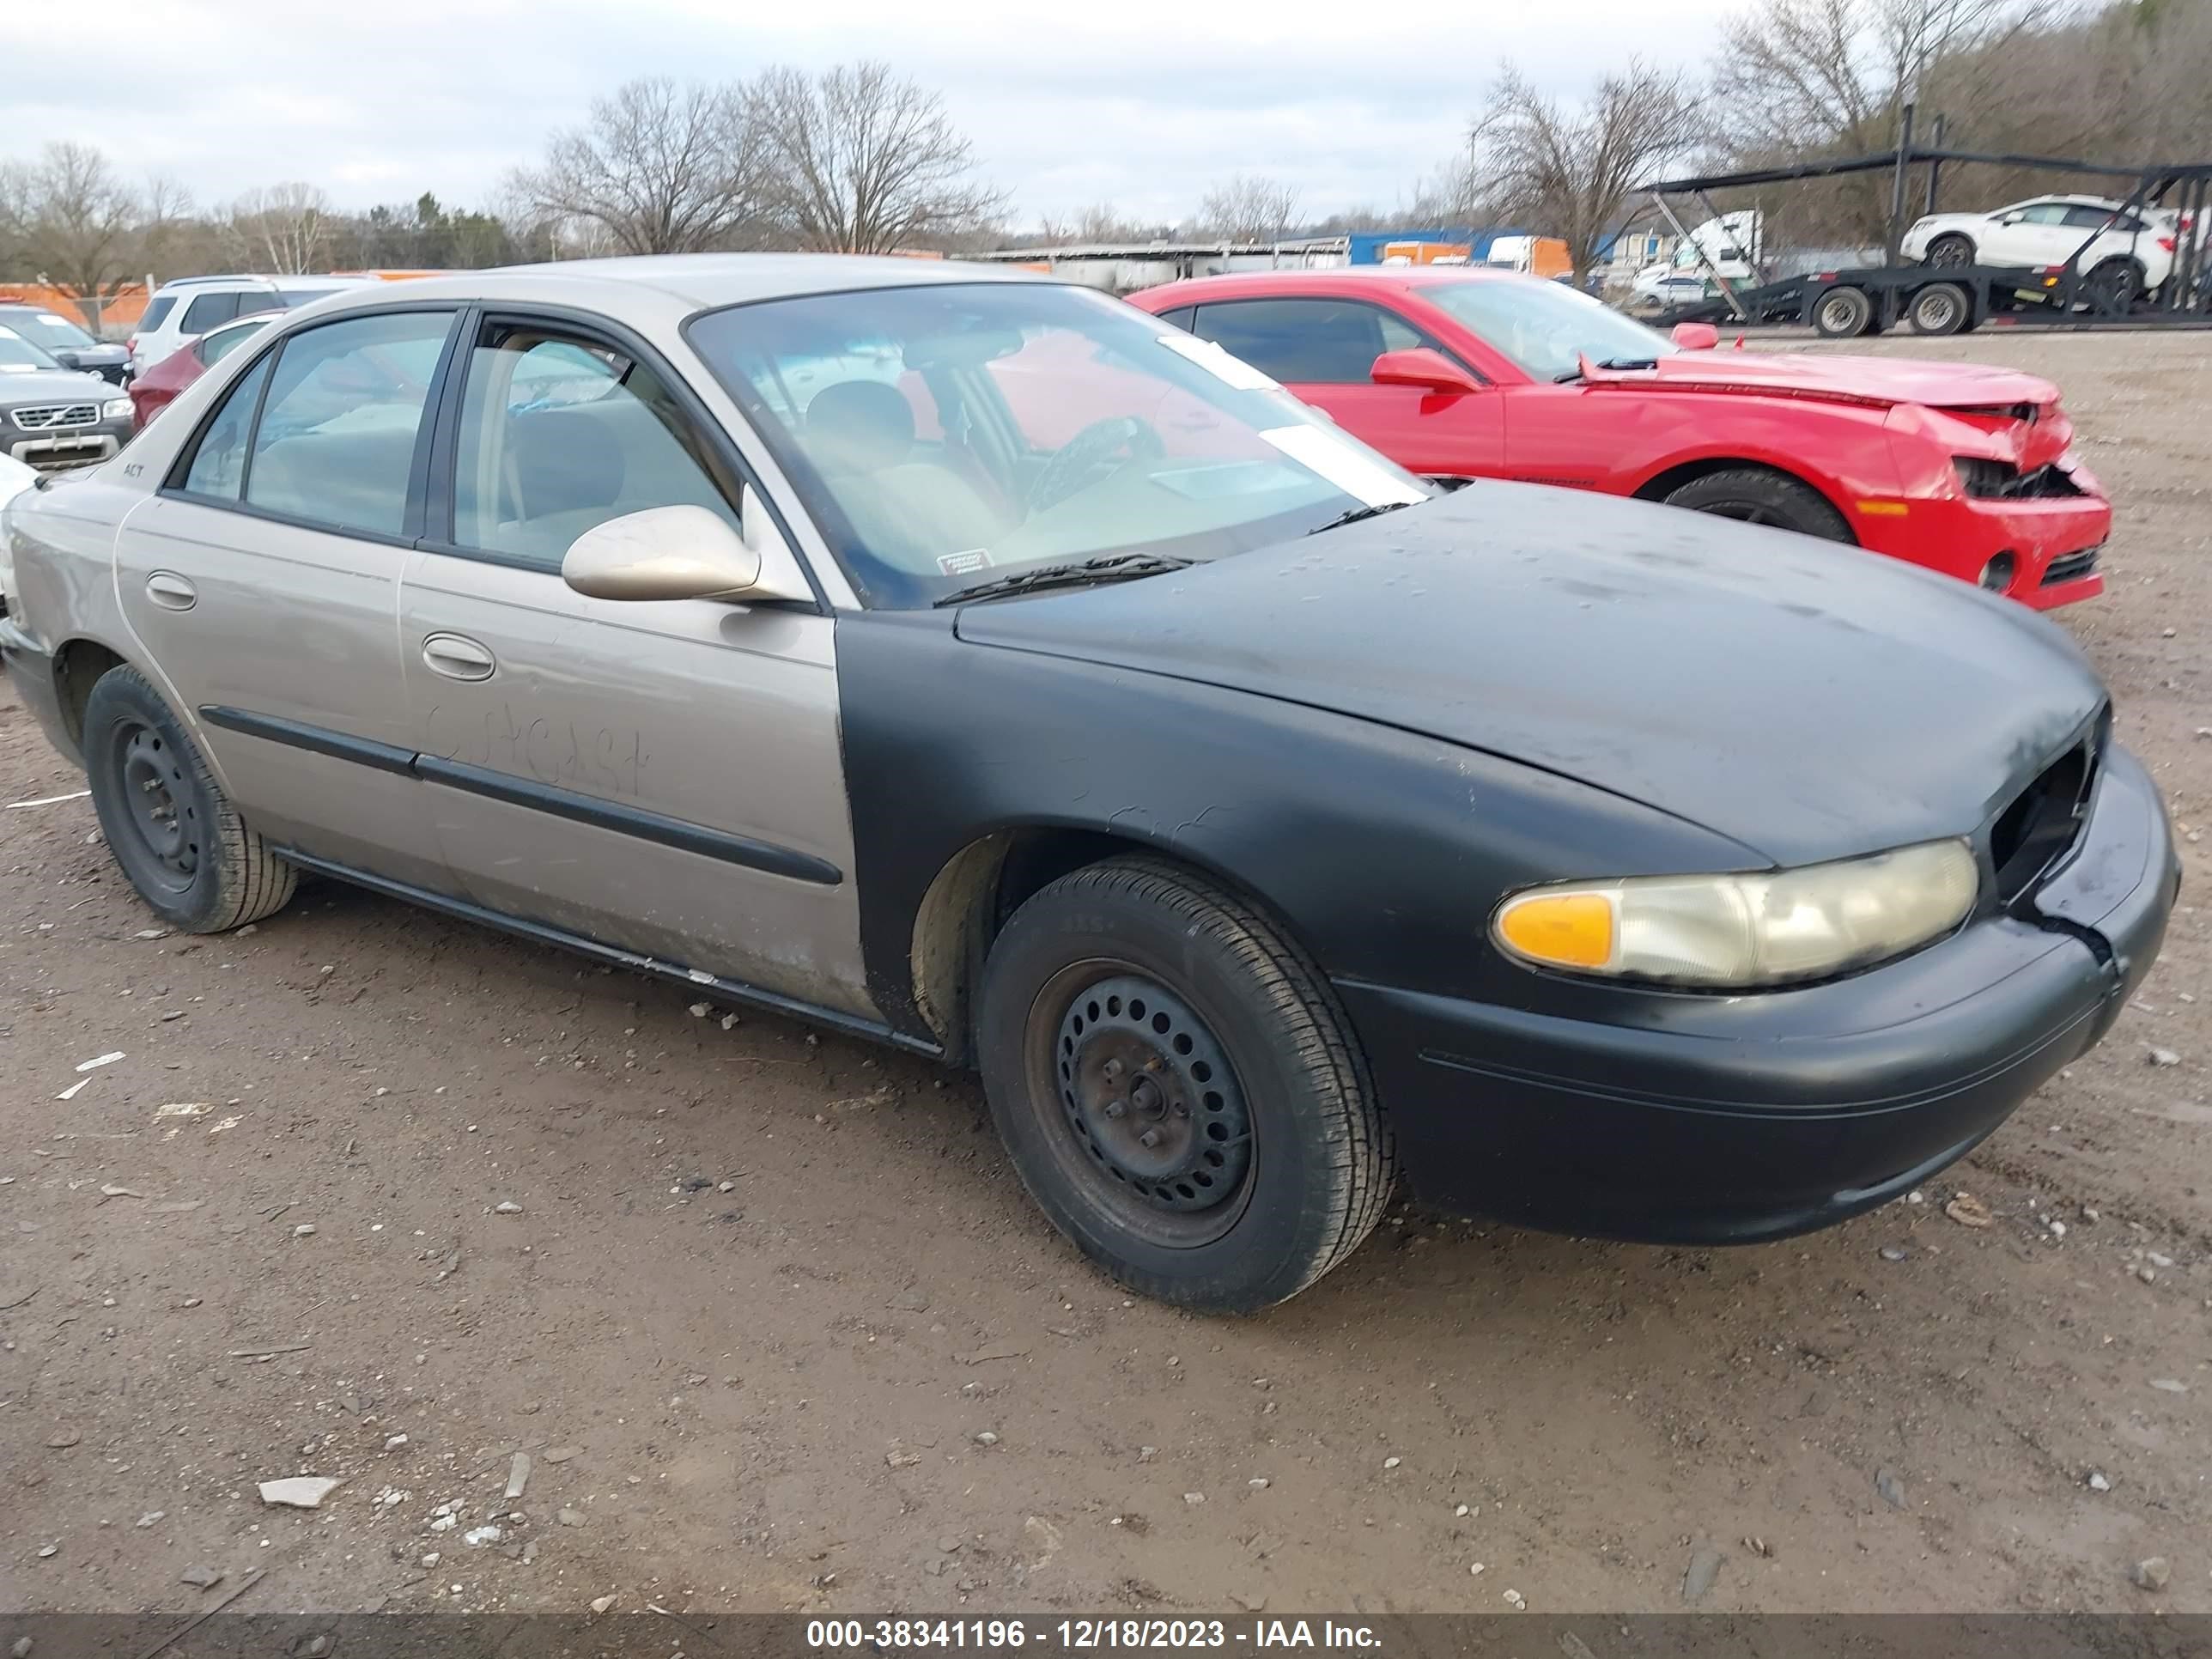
[2086,258,2144,313]
[975,856,1392,1312]
[1810,285,1874,337]
[1924,233,1977,268]
[1662,468,1854,543]
[82,665,296,933]
[1906,282,1972,336]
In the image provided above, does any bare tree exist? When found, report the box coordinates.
[509,77,773,256]
[1711,0,2045,238]
[747,61,1002,253]
[1463,61,1704,284]
[225,182,336,273]
[3,143,155,328]
[1196,174,1301,242]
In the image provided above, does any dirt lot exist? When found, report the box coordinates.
[2,329,2206,1620]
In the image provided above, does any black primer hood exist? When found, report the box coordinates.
[951,483,2106,867]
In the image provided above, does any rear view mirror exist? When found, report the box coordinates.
[563,506,763,602]
[1671,322,1721,349]
[1370,347,1484,396]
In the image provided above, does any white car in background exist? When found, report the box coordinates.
[1901,195,2178,302]
[128,275,371,377]
[1,451,38,616]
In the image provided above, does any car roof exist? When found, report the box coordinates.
[1143,266,1527,294]
[291,254,1043,321]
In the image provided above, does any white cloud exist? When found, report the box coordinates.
[5,0,1735,228]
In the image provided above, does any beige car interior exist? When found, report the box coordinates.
[799,379,1010,570]
[453,332,743,567]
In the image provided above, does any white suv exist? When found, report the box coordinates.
[1901,196,2179,302]
[128,275,370,377]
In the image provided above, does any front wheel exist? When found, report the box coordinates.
[1924,233,1976,268]
[1663,468,1854,542]
[82,665,296,933]
[975,857,1393,1312]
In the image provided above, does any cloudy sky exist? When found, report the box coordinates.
[10,0,1738,229]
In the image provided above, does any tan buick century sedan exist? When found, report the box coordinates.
[0,257,2173,1310]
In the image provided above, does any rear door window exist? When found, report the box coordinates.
[137,295,178,332]
[241,310,455,538]
[180,292,243,332]
[177,354,274,501]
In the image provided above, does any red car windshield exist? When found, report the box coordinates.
[1425,279,1677,382]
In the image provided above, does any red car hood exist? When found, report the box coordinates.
[1588,350,2059,411]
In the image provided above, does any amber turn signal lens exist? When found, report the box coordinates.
[1494,891,1615,970]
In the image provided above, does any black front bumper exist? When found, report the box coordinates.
[1337,743,2179,1243]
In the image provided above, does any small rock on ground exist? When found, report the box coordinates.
[1681,1546,1723,1604]
[557,1509,586,1528]
[1875,1468,1908,1510]
[2131,1558,2171,1591]
[179,1565,224,1589]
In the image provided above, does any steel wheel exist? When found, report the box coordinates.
[110,720,201,896]
[1030,964,1255,1248]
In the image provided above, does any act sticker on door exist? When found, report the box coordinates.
[1258,424,1429,509]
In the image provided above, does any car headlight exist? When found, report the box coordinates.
[1492,839,1978,988]
[103,397,134,422]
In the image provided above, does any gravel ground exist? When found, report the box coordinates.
[1,329,2205,1620]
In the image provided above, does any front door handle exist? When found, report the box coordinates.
[422,632,496,681]
[145,571,197,611]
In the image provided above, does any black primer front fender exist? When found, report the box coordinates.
[834,611,1758,1048]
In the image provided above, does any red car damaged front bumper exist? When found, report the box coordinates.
[1859,483,2111,611]
[1875,406,2110,611]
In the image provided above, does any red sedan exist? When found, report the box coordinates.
[1126,269,2109,609]
[127,312,276,428]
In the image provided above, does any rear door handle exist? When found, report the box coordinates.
[422,632,496,681]
[145,572,197,611]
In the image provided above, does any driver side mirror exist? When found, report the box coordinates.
[1370,347,1484,396]
[563,500,812,605]
[1670,322,1721,349]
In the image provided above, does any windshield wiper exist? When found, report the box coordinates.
[1554,356,1660,384]
[1305,498,1417,537]
[933,552,1194,607]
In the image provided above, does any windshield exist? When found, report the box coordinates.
[5,309,97,350]
[688,283,1426,608]
[1423,278,1676,382]
[0,325,64,373]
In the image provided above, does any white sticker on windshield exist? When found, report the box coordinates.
[38,313,70,325]
[1156,331,1279,392]
[937,548,993,576]
[1258,424,1428,509]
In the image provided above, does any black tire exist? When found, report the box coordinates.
[82,665,296,933]
[1924,233,1976,268]
[1810,285,1874,337]
[2086,258,2143,313]
[1662,468,1854,543]
[975,856,1392,1312]
[1906,282,1972,336]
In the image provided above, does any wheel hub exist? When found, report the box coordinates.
[118,725,198,881]
[1054,975,1250,1213]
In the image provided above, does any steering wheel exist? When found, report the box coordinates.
[1028,416,1164,514]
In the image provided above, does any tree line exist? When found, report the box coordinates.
[1435,0,2212,284]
